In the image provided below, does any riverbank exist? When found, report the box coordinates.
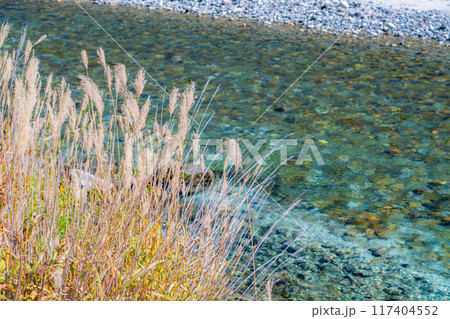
[89,0,450,43]
[2,0,449,301]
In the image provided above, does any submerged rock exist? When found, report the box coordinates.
[440,216,450,227]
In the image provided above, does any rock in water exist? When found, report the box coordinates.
[181,160,215,188]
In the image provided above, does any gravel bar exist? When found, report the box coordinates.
[90,0,450,43]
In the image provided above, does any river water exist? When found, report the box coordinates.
[1,0,448,300]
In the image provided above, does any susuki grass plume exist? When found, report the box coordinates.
[0,23,291,301]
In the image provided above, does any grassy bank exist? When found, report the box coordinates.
[0,23,277,300]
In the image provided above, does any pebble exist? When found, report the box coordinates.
[91,0,450,41]
[440,217,450,227]
[370,247,389,257]
[386,22,396,29]
[339,0,350,9]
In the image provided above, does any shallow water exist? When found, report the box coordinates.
[1,0,449,300]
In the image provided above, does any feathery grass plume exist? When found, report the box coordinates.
[265,279,274,301]
[169,87,179,116]
[159,131,178,172]
[81,50,89,73]
[79,75,104,123]
[114,63,127,93]
[0,55,13,98]
[23,40,32,65]
[133,68,146,98]
[122,89,139,126]
[24,36,46,65]
[192,133,200,162]
[93,123,105,166]
[0,25,291,301]
[222,138,243,171]
[136,96,151,132]
[44,73,53,97]
[33,34,47,47]
[137,147,155,183]
[13,79,34,156]
[0,23,11,48]
[199,153,206,171]
[153,120,161,141]
[177,83,194,143]
[122,135,134,190]
[68,95,77,132]
[25,56,40,90]
[70,169,82,202]
[97,47,106,68]
[104,64,113,95]
[97,47,112,93]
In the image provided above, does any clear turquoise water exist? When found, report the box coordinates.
[1,0,448,300]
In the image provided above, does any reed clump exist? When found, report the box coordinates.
[0,23,276,300]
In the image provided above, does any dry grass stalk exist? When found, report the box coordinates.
[0,25,282,301]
